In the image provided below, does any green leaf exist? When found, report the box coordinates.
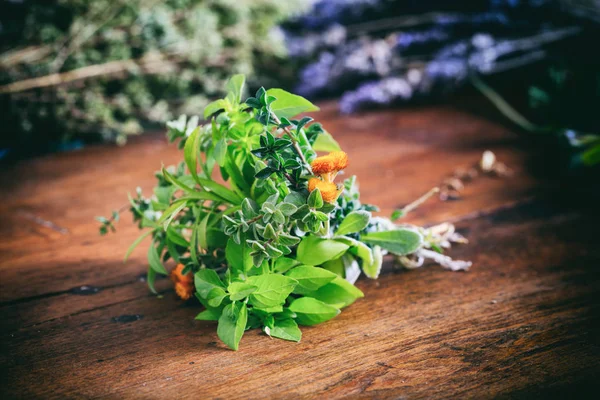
[184,127,202,185]
[147,266,157,294]
[197,177,243,205]
[266,88,319,119]
[158,199,187,230]
[226,237,253,272]
[334,236,374,266]
[195,269,225,298]
[204,99,226,119]
[226,74,246,104]
[289,297,340,326]
[305,276,364,309]
[197,214,210,250]
[277,202,298,216]
[228,282,257,301]
[307,188,324,209]
[267,318,302,342]
[124,230,153,262]
[361,229,422,256]
[147,244,168,275]
[207,287,228,307]
[214,138,228,167]
[335,211,371,236]
[284,192,306,207]
[273,257,300,274]
[363,245,383,279]
[296,236,349,266]
[195,308,221,321]
[166,227,189,247]
[162,167,195,193]
[217,302,247,351]
[246,274,298,308]
[285,265,337,293]
[313,131,341,152]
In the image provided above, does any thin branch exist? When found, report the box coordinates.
[269,113,311,173]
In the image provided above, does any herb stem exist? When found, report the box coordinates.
[400,187,440,217]
[270,112,312,173]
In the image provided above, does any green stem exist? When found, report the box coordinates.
[470,74,551,134]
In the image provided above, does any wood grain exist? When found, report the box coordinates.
[1,103,598,399]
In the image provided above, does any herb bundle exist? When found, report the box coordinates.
[99,75,469,350]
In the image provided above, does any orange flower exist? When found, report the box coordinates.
[171,263,194,300]
[329,151,349,171]
[308,177,343,203]
[175,282,194,300]
[311,151,349,176]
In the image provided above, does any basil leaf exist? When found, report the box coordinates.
[194,269,225,298]
[361,229,422,256]
[273,257,300,274]
[217,302,247,351]
[312,131,341,152]
[228,282,258,301]
[267,319,302,342]
[305,276,364,309]
[285,265,337,293]
[289,297,340,326]
[225,237,253,272]
[203,99,226,119]
[296,236,349,266]
[195,308,221,321]
[226,74,245,104]
[246,274,297,308]
[266,88,319,119]
[335,210,371,236]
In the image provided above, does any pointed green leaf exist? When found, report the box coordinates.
[361,229,422,256]
[267,318,302,342]
[285,265,337,293]
[266,88,319,119]
[147,244,168,275]
[335,210,371,236]
[289,297,340,326]
[217,302,247,350]
[296,236,349,266]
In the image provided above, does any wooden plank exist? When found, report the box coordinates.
[2,103,596,398]
[1,200,598,399]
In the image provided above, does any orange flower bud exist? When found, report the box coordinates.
[171,263,193,284]
[174,282,194,300]
[329,151,349,170]
[310,151,348,179]
[311,155,336,174]
[308,177,343,203]
[171,263,194,300]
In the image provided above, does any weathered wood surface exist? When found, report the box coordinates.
[1,103,598,399]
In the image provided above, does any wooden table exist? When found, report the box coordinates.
[1,103,599,399]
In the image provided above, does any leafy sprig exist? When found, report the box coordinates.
[97,74,470,350]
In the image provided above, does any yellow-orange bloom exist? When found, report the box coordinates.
[308,177,343,203]
[171,263,194,300]
[175,282,194,300]
[329,151,349,170]
[311,151,349,175]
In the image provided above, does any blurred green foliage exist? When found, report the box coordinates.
[0,0,308,156]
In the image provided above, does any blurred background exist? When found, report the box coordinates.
[1,0,599,176]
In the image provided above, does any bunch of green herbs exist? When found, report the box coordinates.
[98,75,469,350]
